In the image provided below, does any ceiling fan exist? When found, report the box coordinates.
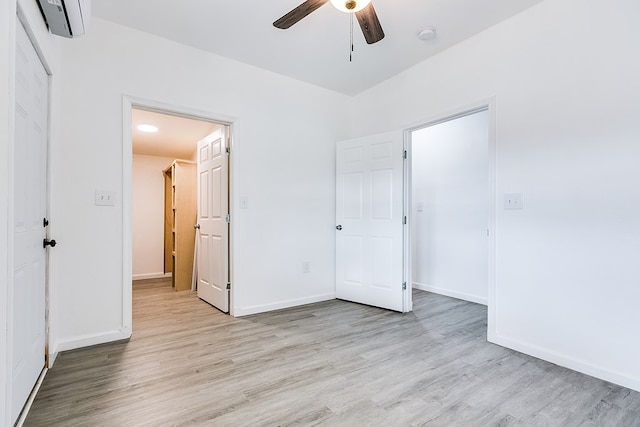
[273,0,385,45]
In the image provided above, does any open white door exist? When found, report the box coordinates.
[11,19,49,423]
[336,131,406,312]
[196,128,229,312]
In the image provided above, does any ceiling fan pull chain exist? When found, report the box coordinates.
[350,12,354,62]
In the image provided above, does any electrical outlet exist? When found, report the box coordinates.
[95,190,116,207]
[302,261,311,274]
[504,193,523,210]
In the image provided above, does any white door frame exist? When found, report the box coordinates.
[122,96,238,330]
[403,98,497,336]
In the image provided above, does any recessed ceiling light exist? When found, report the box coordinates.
[418,27,437,41]
[137,124,159,133]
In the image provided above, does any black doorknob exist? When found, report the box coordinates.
[43,239,57,248]
[336,225,343,231]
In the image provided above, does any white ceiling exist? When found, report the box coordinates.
[92,0,544,96]
[132,109,221,159]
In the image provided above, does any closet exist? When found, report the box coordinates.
[163,160,197,291]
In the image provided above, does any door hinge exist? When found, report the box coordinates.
[225,213,231,223]
[225,147,230,155]
[402,282,407,290]
[403,150,407,159]
[43,217,49,227]
[403,216,407,225]
[226,282,231,290]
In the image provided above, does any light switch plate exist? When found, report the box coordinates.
[504,193,523,210]
[240,196,249,209]
[95,190,116,207]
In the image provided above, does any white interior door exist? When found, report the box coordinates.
[11,19,48,423]
[196,128,229,312]
[336,132,406,312]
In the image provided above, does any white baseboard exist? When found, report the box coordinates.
[50,328,131,362]
[48,349,58,367]
[234,293,336,317]
[412,282,488,306]
[132,272,172,281]
[491,333,640,393]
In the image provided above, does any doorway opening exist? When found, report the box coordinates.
[124,99,235,331]
[406,105,495,327]
[131,109,220,286]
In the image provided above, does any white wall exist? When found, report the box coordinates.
[1,0,62,424]
[50,18,349,354]
[348,0,640,392]
[412,111,489,304]
[0,1,12,421]
[132,154,174,280]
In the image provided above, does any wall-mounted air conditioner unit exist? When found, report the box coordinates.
[37,0,91,38]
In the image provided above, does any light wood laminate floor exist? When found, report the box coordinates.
[25,279,640,426]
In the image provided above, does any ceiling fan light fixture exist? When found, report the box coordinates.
[330,0,371,13]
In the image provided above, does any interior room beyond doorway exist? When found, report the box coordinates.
[131,108,221,291]
[410,109,490,306]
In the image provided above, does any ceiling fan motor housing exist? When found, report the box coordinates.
[329,0,372,13]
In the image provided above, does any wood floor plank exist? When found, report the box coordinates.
[24,280,640,426]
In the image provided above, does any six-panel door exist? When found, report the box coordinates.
[336,132,405,312]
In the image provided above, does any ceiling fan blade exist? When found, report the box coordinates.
[273,0,330,29]
[355,3,385,44]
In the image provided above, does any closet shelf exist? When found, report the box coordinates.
[163,159,197,291]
